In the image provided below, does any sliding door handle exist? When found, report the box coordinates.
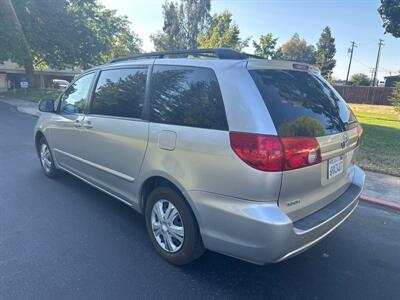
[83,120,93,129]
[73,120,82,128]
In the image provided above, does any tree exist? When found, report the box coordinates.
[48,0,142,67]
[0,0,36,85]
[252,33,278,59]
[102,30,142,62]
[316,26,336,79]
[275,33,316,64]
[150,2,186,51]
[388,81,400,112]
[0,0,142,87]
[378,0,400,38]
[151,0,211,51]
[278,116,325,137]
[197,10,250,50]
[350,73,371,86]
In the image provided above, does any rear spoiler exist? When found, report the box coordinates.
[247,59,320,73]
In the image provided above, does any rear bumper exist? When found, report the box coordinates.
[188,166,365,265]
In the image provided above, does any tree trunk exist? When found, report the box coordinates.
[0,0,36,87]
[23,57,35,87]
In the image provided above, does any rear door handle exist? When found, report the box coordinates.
[73,120,82,128]
[83,120,93,129]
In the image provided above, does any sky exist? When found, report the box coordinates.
[100,0,399,81]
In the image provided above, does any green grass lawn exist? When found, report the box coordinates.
[350,104,400,176]
[0,88,61,102]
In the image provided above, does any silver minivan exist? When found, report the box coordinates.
[35,49,365,265]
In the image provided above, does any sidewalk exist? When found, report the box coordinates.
[361,171,400,210]
[1,97,399,209]
[0,97,41,117]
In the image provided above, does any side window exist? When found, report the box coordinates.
[60,73,95,114]
[91,68,147,119]
[149,65,228,130]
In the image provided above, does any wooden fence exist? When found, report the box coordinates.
[333,86,394,105]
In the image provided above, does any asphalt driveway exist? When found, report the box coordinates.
[0,101,399,299]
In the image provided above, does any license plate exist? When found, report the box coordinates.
[328,156,344,179]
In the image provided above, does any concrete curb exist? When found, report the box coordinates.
[0,98,41,117]
[360,195,400,211]
[17,106,41,117]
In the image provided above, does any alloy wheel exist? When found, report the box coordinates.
[40,143,52,173]
[151,199,184,253]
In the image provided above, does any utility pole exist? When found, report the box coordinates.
[345,41,356,85]
[372,39,384,87]
[369,68,375,86]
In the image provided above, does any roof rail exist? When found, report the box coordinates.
[244,53,265,59]
[108,48,250,63]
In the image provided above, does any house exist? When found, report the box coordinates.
[384,75,400,87]
[0,60,78,92]
[334,79,347,86]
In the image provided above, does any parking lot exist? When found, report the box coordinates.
[1,101,399,299]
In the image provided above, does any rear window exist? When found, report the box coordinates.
[250,69,356,137]
[149,65,228,130]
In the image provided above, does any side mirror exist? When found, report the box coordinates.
[38,99,55,113]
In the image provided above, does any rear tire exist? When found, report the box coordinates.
[145,186,205,265]
[38,137,61,178]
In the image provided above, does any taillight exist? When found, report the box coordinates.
[280,137,321,170]
[229,132,283,171]
[229,132,321,172]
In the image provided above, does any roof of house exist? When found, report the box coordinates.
[384,75,400,79]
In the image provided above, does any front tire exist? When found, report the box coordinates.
[38,137,60,178]
[145,186,205,265]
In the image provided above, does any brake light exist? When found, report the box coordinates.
[229,133,283,171]
[229,132,321,172]
[293,63,309,71]
[280,137,321,170]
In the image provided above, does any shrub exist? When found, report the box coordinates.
[1,88,61,102]
[389,82,400,112]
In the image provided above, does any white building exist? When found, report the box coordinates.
[0,60,78,92]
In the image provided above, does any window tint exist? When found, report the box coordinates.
[150,65,228,130]
[91,68,147,118]
[250,69,356,137]
[60,73,94,114]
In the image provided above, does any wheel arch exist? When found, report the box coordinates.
[138,174,201,226]
[34,131,45,157]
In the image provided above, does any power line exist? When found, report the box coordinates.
[356,40,377,46]
[379,65,395,74]
[352,57,395,76]
[345,41,356,85]
[352,57,372,69]
[372,39,384,87]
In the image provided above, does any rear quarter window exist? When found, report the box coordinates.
[250,69,356,137]
[149,65,228,130]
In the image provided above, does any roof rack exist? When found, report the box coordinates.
[108,48,254,63]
